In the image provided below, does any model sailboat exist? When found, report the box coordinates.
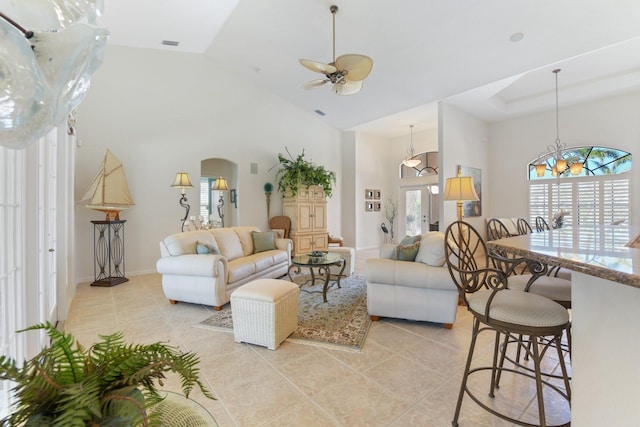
[82,149,135,220]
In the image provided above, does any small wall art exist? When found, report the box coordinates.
[374,190,381,199]
[374,202,381,211]
[365,201,374,212]
[365,189,374,199]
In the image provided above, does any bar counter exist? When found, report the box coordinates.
[488,224,640,426]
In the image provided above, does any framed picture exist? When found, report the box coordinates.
[365,201,374,212]
[374,202,381,211]
[374,190,381,199]
[461,166,482,217]
[365,189,374,199]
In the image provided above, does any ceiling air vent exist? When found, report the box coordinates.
[161,40,179,47]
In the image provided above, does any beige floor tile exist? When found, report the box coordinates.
[311,374,411,426]
[62,248,571,427]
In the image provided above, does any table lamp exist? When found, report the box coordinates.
[443,166,479,222]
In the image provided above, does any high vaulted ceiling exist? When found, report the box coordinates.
[98,0,640,138]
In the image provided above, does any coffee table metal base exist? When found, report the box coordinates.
[288,255,345,302]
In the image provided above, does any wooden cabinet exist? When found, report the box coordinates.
[283,185,328,256]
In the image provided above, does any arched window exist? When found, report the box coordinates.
[528,146,632,227]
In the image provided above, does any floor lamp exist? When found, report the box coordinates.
[443,166,479,222]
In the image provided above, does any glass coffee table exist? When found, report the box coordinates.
[288,252,346,302]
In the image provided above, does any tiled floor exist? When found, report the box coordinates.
[64,249,571,426]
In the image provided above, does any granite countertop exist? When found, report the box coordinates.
[487,224,640,288]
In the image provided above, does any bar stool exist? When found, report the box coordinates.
[445,221,571,427]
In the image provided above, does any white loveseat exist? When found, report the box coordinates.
[365,232,459,328]
[156,226,292,310]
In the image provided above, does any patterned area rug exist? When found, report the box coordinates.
[195,274,371,352]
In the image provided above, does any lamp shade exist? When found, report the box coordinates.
[443,176,479,202]
[170,172,193,189]
[535,163,547,177]
[212,177,229,191]
[570,162,583,175]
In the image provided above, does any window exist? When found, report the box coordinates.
[529,175,631,226]
[529,146,631,227]
[199,177,213,220]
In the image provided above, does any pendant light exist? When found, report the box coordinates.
[534,69,584,177]
[402,125,421,168]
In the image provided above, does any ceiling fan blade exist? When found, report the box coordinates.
[301,79,329,90]
[333,79,363,96]
[334,54,373,81]
[299,59,337,75]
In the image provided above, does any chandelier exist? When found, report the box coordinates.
[534,69,583,177]
[402,125,421,168]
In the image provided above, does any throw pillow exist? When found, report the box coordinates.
[252,231,276,253]
[415,232,446,266]
[196,242,220,255]
[399,235,421,246]
[396,241,421,261]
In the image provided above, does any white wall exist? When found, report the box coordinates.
[354,132,390,249]
[340,132,356,247]
[75,46,341,282]
[488,91,640,226]
[439,102,490,234]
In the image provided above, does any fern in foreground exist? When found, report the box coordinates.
[0,322,214,426]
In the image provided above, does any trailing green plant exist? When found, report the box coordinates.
[0,322,214,426]
[273,148,336,197]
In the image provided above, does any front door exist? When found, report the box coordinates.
[402,185,439,236]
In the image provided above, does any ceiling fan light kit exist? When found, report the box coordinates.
[299,5,373,95]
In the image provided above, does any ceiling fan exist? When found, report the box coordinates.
[299,5,373,96]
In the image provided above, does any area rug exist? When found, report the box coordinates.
[195,274,371,352]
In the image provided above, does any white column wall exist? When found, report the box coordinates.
[439,102,490,234]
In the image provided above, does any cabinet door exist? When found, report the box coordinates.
[312,233,328,252]
[312,203,326,231]
[297,202,313,232]
[294,235,314,255]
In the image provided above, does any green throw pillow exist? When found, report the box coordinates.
[396,242,421,261]
[196,242,220,255]
[252,231,276,253]
[399,235,421,246]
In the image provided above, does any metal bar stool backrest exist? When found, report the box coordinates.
[517,218,533,235]
[535,216,550,232]
[445,221,509,309]
[486,218,512,241]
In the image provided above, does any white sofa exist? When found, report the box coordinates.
[365,232,459,328]
[156,226,292,310]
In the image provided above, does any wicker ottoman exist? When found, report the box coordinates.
[231,279,299,350]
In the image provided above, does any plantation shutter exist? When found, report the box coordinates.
[529,174,631,228]
[200,177,210,219]
[603,178,630,225]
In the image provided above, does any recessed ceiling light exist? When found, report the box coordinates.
[510,32,524,43]
[161,40,179,46]
[314,109,326,116]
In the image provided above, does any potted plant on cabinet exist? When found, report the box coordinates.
[0,322,214,426]
[274,148,336,197]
